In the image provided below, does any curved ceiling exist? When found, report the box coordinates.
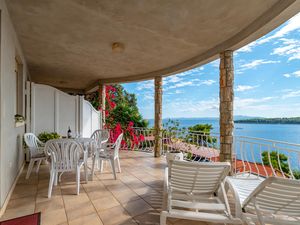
[6,0,300,92]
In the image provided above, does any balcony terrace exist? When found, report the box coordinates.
[0,151,168,225]
[0,0,300,224]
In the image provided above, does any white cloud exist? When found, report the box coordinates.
[283,70,300,78]
[143,94,154,100]
[163,75,184,86]
[200,80,216,86]
[235,97,274,106]
[166,79,216,90]
[259,13,300,44]
[163,98,219,116]
[174,90,184,94]
[136,80,153,91]
[234,97,276,112]
[282,89,300,99]
[210,59,220,68]
[168,81,193,89]
[237,12,300,52]
[239,59,279,70]
[237,42,258,53]
[176,66,204,77]
[272,38,300,61]
[235,85,258,92]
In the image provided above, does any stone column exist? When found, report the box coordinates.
[154,76,163,157]
[98,83,106,127]
[219,50,234,163]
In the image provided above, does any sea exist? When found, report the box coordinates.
[147,118,300,169]
[147,118,300,144]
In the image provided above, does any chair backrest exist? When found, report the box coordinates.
[112,133,123,158]
[91,129,109,148]
[24,133,43,156]
[45,139,83,171]
[242,177,300,218]
[169,160,231,195]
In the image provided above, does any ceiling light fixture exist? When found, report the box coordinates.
[112,42,125,53]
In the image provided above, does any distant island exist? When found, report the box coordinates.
[235,117,300,124]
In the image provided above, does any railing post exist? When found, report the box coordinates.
[154,76,163,157]
[219,50,234,165]
[98,82,106,128]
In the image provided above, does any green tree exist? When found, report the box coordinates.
[262,151,289,174]
[293,170,300,179]
[187,124,216,147]
[85,84,148,129]
[188,124,213,133]
[105,84,148,128]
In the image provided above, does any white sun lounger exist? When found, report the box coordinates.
[160,160,242,224]
[226,176,300,225]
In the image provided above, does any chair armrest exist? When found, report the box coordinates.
[37,139,45,147]
[164,168,169,190]
[101,140,108,145]
[162,167,169,211]
[224,177,243,218]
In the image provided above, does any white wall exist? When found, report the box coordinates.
[80,97,102,138]
[31,83,79,137]
[0,0,28,209]
[31,84,101,138]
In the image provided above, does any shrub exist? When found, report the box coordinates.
[38,132,60,143]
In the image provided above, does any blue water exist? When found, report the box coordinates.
[147,118,300,144]
[147,118,300,169]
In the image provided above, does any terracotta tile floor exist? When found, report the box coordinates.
[0,151,222,225]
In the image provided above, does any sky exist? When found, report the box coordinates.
[122,13,300,119]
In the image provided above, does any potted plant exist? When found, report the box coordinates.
[163,119,184,165]
[15,114,25,127]
[38,132,61,143]
[166,149,184,165]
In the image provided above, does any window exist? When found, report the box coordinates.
[15,55,24,116]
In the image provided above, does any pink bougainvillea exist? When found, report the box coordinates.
[100,85,144,149]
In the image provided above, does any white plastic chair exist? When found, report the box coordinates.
[226,176,300,225]
[91,133,123,180]
[91,129,109,170]
[91,129,109,149]
[24,133,47,179]
[160,160,242,225]
[45,139,88,198]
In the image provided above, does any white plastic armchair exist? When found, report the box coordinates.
[45,139,88,198]
[91,129,109,147]
[91,133,123,180]
[226,176,300,225]
[24,133,47,179]
[160,160,242,225]
[91,129,109,169]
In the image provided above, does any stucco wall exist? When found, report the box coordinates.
[0,0,27,208]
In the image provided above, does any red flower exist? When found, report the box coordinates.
[139,134,145,141]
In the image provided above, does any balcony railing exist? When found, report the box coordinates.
[234,136,300,179]
[127,127,300,180]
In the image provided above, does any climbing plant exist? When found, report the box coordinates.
[86,84,148,149]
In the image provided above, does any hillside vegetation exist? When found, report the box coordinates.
[235,117,300,124]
